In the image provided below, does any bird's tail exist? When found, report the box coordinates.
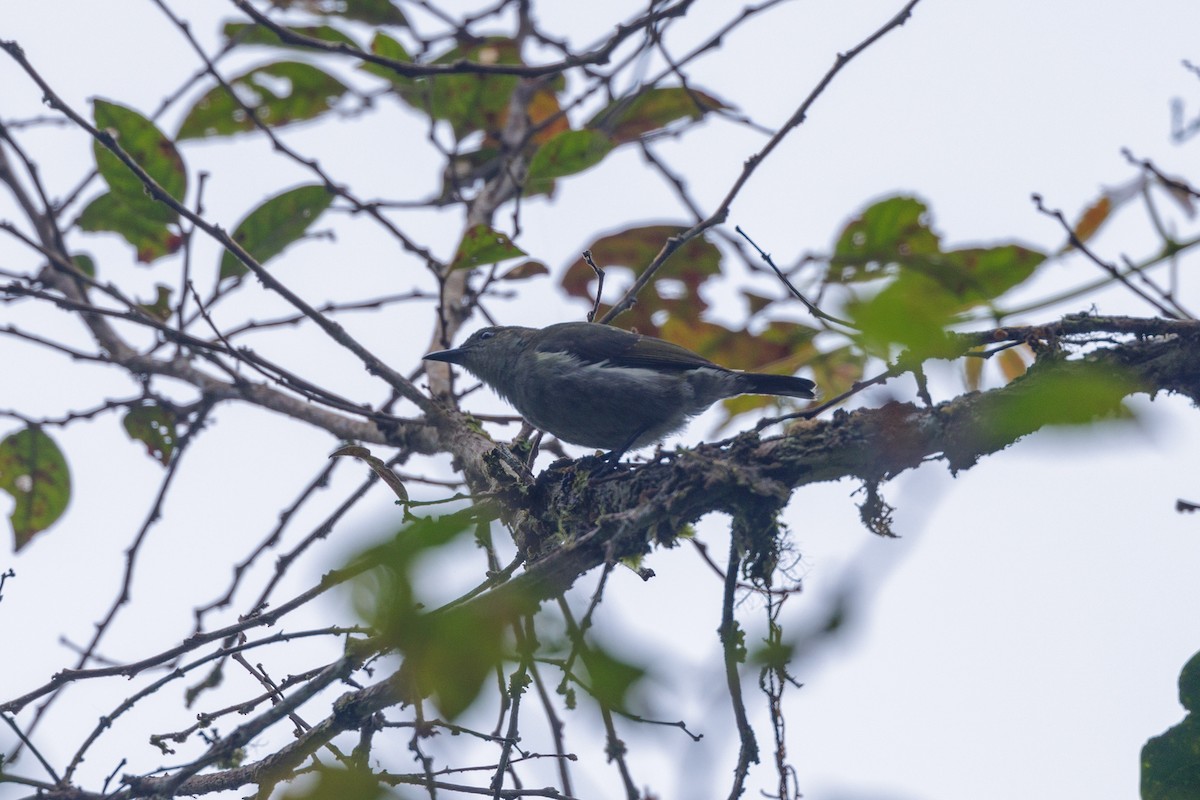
[739,372,817,399]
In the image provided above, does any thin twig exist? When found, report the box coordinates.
[601,0,924,324]
[582,250,606,321]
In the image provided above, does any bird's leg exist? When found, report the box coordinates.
[596,423,651,467]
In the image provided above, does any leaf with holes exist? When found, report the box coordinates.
[178,61,349,140]
[123,405,177,466]
[222,22,359,51]
[267,0,408,25]
[0,427,71,551]
[830,195,941,284]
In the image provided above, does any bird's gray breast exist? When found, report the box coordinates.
[507,351,705,449]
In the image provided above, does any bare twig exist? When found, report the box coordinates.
[582,250,606,321]
[600,0,923,323]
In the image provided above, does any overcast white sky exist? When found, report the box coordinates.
[3,2,1200,799]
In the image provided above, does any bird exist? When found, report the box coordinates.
[424,321,816,458]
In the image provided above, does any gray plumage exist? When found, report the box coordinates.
[425,321,816,452]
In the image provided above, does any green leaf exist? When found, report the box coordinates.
[526,129,613,193]
[222,22,359,50]
[279,766,392,800]
[1178,649,1200,713]
[77,192,182,264]
[580,644,647,714]
[351,515,472,638]
[123,405,177,466]
[749,637,797,673]
[360,31,412,83]
[352,513,526,719]
[178,61,349,140]
[136,284,174,322]
[265,0,408,25]
[220,184,334,279]
[836,197,1047,358]
[849,276,956,358]
[1143,719,1200,800]
[322,0,408,26]
[377,37,522,140]
[449,224,527,271]
[0,427,71,551]
[590,86,730,144]
[398,600,507,720]
[938,245,1046,306]
[1143,650,1200,800]
[849,244,1046,358]
[831,195,941,283]
[71,253,96,278]
[985,360,1137,441]
[92,99,186,224]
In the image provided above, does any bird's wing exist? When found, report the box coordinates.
[616,333,716,370]
[534,322,715,371]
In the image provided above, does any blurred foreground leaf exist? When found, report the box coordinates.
[280,765,394,800]
[1142,649,1200,800]
[579,642,646,715]
[352,512,527,719]
[838,197,1047,357]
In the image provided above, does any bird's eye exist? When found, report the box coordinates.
[478,330,495,340]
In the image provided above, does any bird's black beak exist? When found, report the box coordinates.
[424,346,467,365]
